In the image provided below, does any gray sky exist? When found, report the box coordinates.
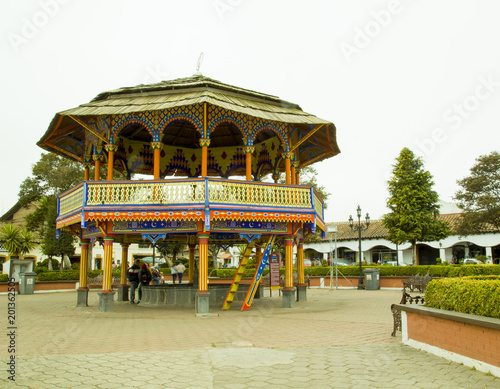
[1,0,499,223]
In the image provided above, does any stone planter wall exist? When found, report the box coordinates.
[397,304,500,378]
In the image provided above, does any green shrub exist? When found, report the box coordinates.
[35,266,48,274]
[0,274,9,282]
[426,278,500,318]
[37,270,80,281]
[37,258,60,270]
[321,259,328,267]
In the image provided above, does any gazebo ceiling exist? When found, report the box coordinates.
[38,75,340,178]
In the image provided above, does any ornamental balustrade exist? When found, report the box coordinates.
[58,178,324,220]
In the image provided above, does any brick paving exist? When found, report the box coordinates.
[1,287,499,388]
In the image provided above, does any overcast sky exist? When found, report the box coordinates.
[1,0,499,223]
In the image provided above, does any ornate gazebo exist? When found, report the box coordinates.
[38,75,340,313]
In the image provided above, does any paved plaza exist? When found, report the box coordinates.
[1,287,499,388]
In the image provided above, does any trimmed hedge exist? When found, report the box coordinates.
[209,265,500,278]
[0,274,8,282]
[425,277,500,318]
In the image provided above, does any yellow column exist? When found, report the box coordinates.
[120,243,129,286]
[284,236,294,289]
[297,239,305,285]
[189,244,196,283]
[102,237,114,292]
[200,139,210,177]
[79,240,90,289]
[151,142,162,179]
[198,233,209,291]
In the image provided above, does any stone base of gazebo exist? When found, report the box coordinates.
[296,284,307,302]
[76,288,88,307]
[98,291,116,312]
[282,287,296,308]
[116,285,129,302]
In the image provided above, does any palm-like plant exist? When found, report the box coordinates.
[0,224,21,257]
[19,228,36,258]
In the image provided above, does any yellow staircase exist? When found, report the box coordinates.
[222,235,276,311]
[222,241,256,310]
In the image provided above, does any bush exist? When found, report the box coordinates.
[37,258,60,270]
[0,274,8,282]
[37,270,80,281]
[35,267,48,275]
[426,278,500,318]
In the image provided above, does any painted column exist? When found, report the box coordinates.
[105,144,117,180]
[93,155,103,181]
[295,166,301,185]
[272,173,280,184]
[116,243,130,302]
[98,236,116,312]
[77,239,90,307]
[198,233,209,291]
[439,248,446,263]
[297,239,305,284]
[291,163,296,185]
[151,141,162,179]
[284,152,292,184]
[200,139,210,177]
[244,145,254,181]
[84,162,91,181]
[283,235,296,308]
[120,243,129,285]
[102,237,114,292]
[196,233,210,314]
[284,236,294,288]
[296,238,307,302]
[189,244,196,283]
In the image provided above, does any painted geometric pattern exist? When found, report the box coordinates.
[211,219,288,233]
[112,219,197,233]
[207,105,249,139]
[158,104,203,135]
[85,210,204,223]
[210,210,314,224]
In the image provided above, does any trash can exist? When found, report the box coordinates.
[19,272,37,295]
[364,268,380,290]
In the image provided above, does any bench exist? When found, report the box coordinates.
[391,272,432,337]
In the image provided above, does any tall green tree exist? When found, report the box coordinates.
[455,151,500,235]
[382,148,450,265]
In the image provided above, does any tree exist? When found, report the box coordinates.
[158,243,186,264]
[0,224,36,259]
[455,151,500,235]
[382,148,450,265]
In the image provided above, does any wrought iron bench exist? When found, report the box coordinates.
[391,272,432,337]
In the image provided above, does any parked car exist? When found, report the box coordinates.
[463,258,482,265]
[382,261,408,266]
[331,259,352,266]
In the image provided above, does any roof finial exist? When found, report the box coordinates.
[195,52,204,76]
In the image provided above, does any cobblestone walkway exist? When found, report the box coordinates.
[1,288,499,388]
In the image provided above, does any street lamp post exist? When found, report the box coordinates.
[349,205,370,290]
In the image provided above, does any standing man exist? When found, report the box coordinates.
[137,264,152,303]
[170,262,178,284]
[176,261,186,284]
[127,259,141,304]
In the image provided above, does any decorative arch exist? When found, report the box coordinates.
[208,117,248,141]
[252,122,289,151]
[159,115,203,138]
[111,115,155,142]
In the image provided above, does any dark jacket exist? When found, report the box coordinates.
[138,267,152,285]
[127,264,140,283]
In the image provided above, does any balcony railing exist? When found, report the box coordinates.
[58,178,324,222]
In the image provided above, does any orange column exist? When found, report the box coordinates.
[102,237,114,292]
[244,146,254,181]
[284,152,292,184]
[120,243,129,286]
[79,240,90,289]
[151,142,162,179]
[93,155,102,181]
[272,173,280,183]
[284,236,294,289]
[295,167,300,185]
[189,244,196,283]
[198,233,209,291]
[105,145,117,180]
[200,139,210,177]
[291,164,296,185]
[297,239,305,285]
[84,163,90,181]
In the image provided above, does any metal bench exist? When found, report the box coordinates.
[391,272,432,337]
